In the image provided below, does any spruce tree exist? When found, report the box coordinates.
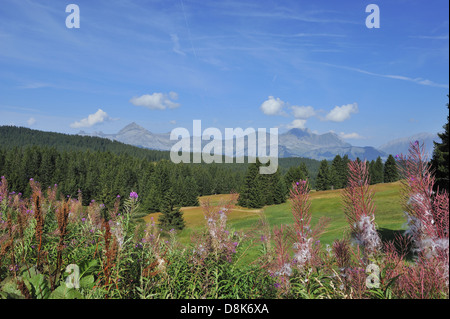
[181,176,200,207]
[330,155,346,189]
[158,188,186,231]
[369,156,384,184]
[284,163,309,190]
[431,96,449,193]
[316,159,331,191]
[273,173,287,204]
[384,154,398,183]
[341,155,350,188]
[238,161,263,208]
[266,166,287,205]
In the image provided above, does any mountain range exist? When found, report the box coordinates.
[78,123,439,161]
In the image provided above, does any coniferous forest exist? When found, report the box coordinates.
[0,125,402,216]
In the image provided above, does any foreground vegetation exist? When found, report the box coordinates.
[0,142,447,299]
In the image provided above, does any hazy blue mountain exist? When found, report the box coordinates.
[79,122,173,151]
[278,128,385,161]
[79,123,389,161]
[378,132,438,159]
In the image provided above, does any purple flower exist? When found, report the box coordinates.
[29,178,33,181]
[129,191,138,199]
[117,195,121,198]
[82,218,86,222]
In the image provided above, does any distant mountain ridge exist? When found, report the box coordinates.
[78,123,397,161]
[378,132,438,159]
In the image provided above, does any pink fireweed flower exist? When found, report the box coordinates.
[129,191,138,199]
[398,141,449,287]
[342,159,381,258]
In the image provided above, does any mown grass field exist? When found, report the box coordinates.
[144,181,406,261]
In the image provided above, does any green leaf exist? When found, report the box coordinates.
[79,275,94,289]
[49,284,83,299]
[23,273,51,299]
[0,277,25,299]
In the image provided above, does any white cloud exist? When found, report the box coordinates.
[291,105,316,119]
[287,119,307,130]
[339,132,364,139]
[325,103,358,122]
[260,96,285,115]
[70,109,110,128]
[27,117,36,126]
[130,92,180,110]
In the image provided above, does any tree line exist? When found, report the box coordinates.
[314,154,399,191]
[0,146,244,218]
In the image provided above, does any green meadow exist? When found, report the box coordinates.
[144,181,406,262]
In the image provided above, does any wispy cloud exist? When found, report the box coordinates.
[410,35,449,40]
[339,132,365,139]
[27,117,36,126]
[170,33,186,56]
[17,82,53,89]
[318,62,449,89]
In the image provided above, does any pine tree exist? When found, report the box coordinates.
[316,160,331,191]
[180,176,199,207]
[238,161,263,208]
[273,172,287,204]
[330,155,347,189]
[284,163,309,190]
[262,166,286,205]
[383,154,398,183]
[341,154,350,188]
[431,96,449,193]
[158,188,186,230]
[369,156,384,185]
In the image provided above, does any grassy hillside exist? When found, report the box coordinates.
[145,181,406,249]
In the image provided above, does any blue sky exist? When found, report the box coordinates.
[0,0,448,148]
